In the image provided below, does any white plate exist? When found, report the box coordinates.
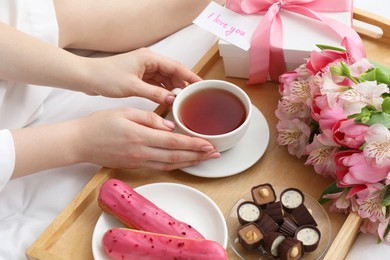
[92,182,228,260]
[166,105,269,178]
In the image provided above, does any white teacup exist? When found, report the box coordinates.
[172,80,252,152]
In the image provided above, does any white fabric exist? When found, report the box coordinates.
[0,0,58,186]
[0,0,58,129]
[0,129,15,191]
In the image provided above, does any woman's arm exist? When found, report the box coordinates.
[0,21,202,105]
[11,108,219,178]
[53,0,226,52]
[0,21,89,91]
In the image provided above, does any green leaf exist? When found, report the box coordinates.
[362,69,378,81]
[366,112,390,128]
[349,107,375,124]
[361,68,390,85]
[370,60,390,74]
[382,97,390,113]
[381,186,390,207]
[316,44,346,52]
[375,67,390,85]
[383,223,390,242]
[319,181,344,204]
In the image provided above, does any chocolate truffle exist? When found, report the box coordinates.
[295,225,321,252]
[279,218,299,238]
[266,201,284,224]
[256,213,279,234]
[262,231,286,258]
[291,204,317,226]
[278,237,304,260]
[251,183,276,208]
[280,188,305,213]
[237,223,265,250]
[237,201,262,225]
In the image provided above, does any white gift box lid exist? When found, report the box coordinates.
[218,9,352,77]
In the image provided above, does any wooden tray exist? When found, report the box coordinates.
[27,43,368,260]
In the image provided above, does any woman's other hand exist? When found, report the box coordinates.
[83,48,202,106]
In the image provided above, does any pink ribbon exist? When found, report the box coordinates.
[226,0,366,84]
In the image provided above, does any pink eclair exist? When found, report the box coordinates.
[103,228,227,260]
[98,179,204,239]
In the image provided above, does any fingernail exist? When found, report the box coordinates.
[165,95,175,106]
[163,119,175,130]
[208,152,220,159]
[201,145,215,152]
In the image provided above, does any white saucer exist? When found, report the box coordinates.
[166,105,269,178]
[92,182,228,260]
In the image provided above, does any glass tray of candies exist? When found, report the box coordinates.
[227,183,331,259]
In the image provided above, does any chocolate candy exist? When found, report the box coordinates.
[278,237,304,260]
[266,201,284,224]
[251,183,276,208]
[295,225,321,252]
[256,213,279,234]
[237,201,262,225]
[237,223,265,250]
[291,204,317,226]
[280,188,305,213]
[262,231,286,258]
[235,183,322,257]
[279,218,299,238]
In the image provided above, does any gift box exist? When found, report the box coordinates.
[219,1,355,83]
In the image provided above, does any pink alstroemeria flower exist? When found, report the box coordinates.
[279,65,309,94]
[364,124,390,167]
[305,130,339,177]
[279,71,300,94]
[348,58,374,77]
[311,94,346,131]
[335,150,390,187]
[320,71,350,109]
[355,183,387,223]
[275,97,310,121]
[339,81,389,115]
[322,189,351,214]
[333,118,369,149]
[360,218,380,235]
[276,118,311,158]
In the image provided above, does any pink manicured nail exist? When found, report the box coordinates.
[165,95,175,106]
[201,145,215,152]
[163,119,175,130]
[208,152,220,159]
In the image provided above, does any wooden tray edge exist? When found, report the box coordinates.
[26,167,117,260]
[324,212,362,259]
[353,8,390,44]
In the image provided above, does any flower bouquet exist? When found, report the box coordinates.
[275,38,390,243]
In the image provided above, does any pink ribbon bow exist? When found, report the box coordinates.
[226,0,365,84]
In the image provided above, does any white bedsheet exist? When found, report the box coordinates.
[1,17,390,260]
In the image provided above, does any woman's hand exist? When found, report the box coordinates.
[83,48,202,106]
[75,108,219,170]
[0,23,198,106]
[11,108,219,177]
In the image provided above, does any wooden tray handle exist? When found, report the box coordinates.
[353,8,390,44]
